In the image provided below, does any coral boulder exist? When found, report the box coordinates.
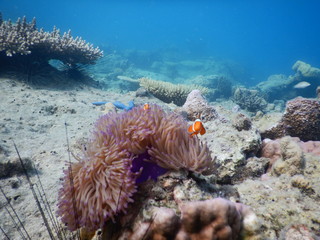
[262,97,320,141]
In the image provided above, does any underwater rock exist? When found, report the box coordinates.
[256,74,295,101]
[236,150,320,239]
[0,157,34,179]
[270,136,304,177]
[182,89,219,121]
[292,60,320,79]
[232,87,268,112]
[135,87,149,97]
[262,97,320,141]
[231,112,252,131]
[261,136,320,175]
[295,138,320,157]
[202,108,262,183]
[139,77,209,106]
[231,157,269,183]
[280,224,318,240]
[187,75,233,101]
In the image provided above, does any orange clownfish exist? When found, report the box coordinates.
[143,103,150,110]
[188,119,206,137]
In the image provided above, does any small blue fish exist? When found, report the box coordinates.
[92,100,135,111]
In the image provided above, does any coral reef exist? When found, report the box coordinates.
[260,137,320,176]
[200,106,262,183]
[57,104,213,231]
[188,75,233,100]
[256,61,320,101]
[127,198,259,240]
[181,89,219,121]
[101,171,262,240]
[292,60,320,79]
[139,77,209,106]
[0,13,103,65]
[256,74,295,101]
[270,136,304,177]
[262,97,320,141]
[237,144,320,238]
[232,87,268,112]
[231,113,252,131]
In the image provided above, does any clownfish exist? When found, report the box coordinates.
[143,103,150,110]
[188,119,206,137]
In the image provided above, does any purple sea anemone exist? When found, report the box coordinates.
[57,104,213,231]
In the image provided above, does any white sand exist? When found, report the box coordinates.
[0,77,138,239]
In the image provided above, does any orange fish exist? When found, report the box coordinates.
[188,119,206,137]
[143,103,150,110]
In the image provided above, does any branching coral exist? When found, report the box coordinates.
[0,13,103,65]
[57,104,213,231]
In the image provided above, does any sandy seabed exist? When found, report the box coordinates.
[0,77,140,239]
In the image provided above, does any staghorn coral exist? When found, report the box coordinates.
[0,13,103,65]
[57,104,213,231]
[139,77,209,106]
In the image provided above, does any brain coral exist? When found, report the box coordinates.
[57,104,213,231]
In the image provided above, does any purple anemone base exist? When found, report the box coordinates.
[131,152,168,184]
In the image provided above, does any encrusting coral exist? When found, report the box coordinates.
[57,104,213,231]
[0,13,103,65]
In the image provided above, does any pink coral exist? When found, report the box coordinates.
[57,104,213,231]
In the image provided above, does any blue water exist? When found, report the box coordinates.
[2,0,320,85]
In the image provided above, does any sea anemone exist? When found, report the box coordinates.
[57,104,213,231]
